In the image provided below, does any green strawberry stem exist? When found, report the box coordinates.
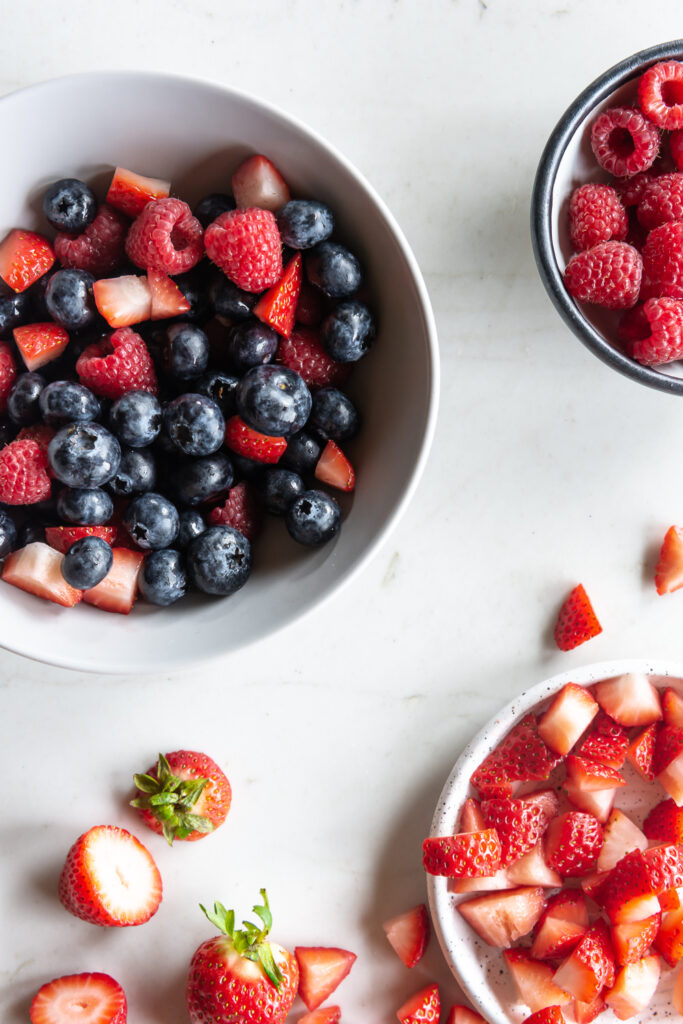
[200,888,283,989]
[131,753,213,845]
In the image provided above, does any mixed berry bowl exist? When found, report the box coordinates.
[0,71,438,672]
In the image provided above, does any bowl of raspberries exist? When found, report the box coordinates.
[0,71,438,671]
[531,39,683,395]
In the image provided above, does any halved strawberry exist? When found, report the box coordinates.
[564,780,616,823]
[106,166,170,218]
[538,683,599,756]
[655,525,683,593]
[654,907,683,965]
[460,798,485,832]
[457,887,546,947]
[663,687,683,727]
[147,269,191,320]
[481,798,545,866]
[13,323,69,371]
[382,904,430,968]
[446,1007,486,1024]
[2,542,82,607]
[314,439,355,493]
[295,947,356,1012]
[612,914,660,965]
[503,949,572,1014]
[576,712,629,769]
[596,809,648,873]
[553,583,602,651]
[224,415,286,464]
[298,1008,340,1024]
[254,253,302,338]
[627,723,657,780]
[470,714,560,798]
[545,812,603,878]
[553,920,615,1003]
[644,798,683,841]
[506,844,562,888]
[422,830,501,877]
[531,891,589,960]
[604,956,660,1019]
[29,972,127,1024]
[602,850,659,925]
[0,228,54,292]
[82,547,144,614]
[566,755,625,792]
[594,673,662,727]
[232,154,291,211]
[93,275,152,328]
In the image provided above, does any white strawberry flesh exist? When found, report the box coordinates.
[2,542,82,607]
[594,673,663,727]
[596,809,648,873]
[83,547,144,614]
[82,825,161,923]
[658,751,683,805]
[604,956,660,1020]
[503,948,572,1012]
[564,779,616,823]
[505,844,561,888]
[457,886,546,947]
[382,904,429,968]
[537,683,599,755]
[232,154,291,212]
[29,972,126,1024]
[93,275,152,328]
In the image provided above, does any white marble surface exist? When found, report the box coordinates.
[3,2,683,1022]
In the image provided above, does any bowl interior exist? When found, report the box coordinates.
[427,658,683,1024]
[0,72,437,672]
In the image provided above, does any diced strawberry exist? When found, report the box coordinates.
[224,415,286,464]
[544,889,590,927]
[644,798,683,842]
[147,268,191,320]
[506,844,562,888]
[602,850,660,925]
[564,780,616,823]
[643,843,683,894]
[581,870,610,904]
[397,984,440,1024]
[82,547,144,614]
[314,439,355,493]
[93,275,152,328]
[460,798,485,832]
[29,971,127,1024]
[604,955,660,1020]
[658,749,683,804]
[0,340,17,414]
[659,886,683,911]
[545,812,603,878]
[522,789,560,824]
[663,687,683,727]
[553,583,602,651]
[566,755,625,792]
[611,914,660,965]
[470,714,560,798]
[553,920,615,1003]
[449,867,513,894]
[626,723,657,780]
[572,996,605,1024]
[295,947,356,1013]
[653,723,683,776]
[596,809,648,873]
[45,525,118,555]
[594,673,662,727]
[538,683,599,756]
[422,830,501,877]
[0,228,54,292]
[576,711,629,769]
[503,949,572,1013]
[532,891,589,961]
[445,1006,486,1024]
[254,253,302,338]
[674,959,683,1014]
[521,1010,565,1024]
[106,166,170,218]
[654,907,683,965]
[382,904,430,968]
[13,323,69,371]
[232,154,291,212]
[481,798,546,866]
[298,1009,340,1024]
[2,542,82,607]
[655,525,683,594]
[457,887,546,947]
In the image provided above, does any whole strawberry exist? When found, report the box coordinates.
[132,750,231,844]
[186,889,299,1024]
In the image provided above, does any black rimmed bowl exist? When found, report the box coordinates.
[531,39,683,396]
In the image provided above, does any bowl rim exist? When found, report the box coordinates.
[530,39,683,396]
[426,656,683,1024]
[0,70,440,674]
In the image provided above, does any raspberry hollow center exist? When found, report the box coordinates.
[662,80,683,109]
[608,127,636,159]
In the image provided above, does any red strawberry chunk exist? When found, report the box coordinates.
[298,1009,340,1024]
[254,252,302,338]
[612,914,661,965]
[470,714,559,798]
[0,229,54,292]
[29,972,127,1024]
[594,672,662,728]
[82,547,144,614]
[232,154,291,212]
[106,166,170,218]
[538,682,599,756]
[503,843,561,888]
[446,1007,486,1024]
[643,843,683,894]
[205,207,282,293]
[208,481,262,542]
[654,907,683,965]
[278,326,350,388]
[564,780,616,824]
[224,415,286,464]
[545,812,603,878]
[644,798,683,842]
[457,887,546,947]
[653,724,683,776]
[639,60,683,130]
[503,948,572,1014]
[0,438,51,505]
[553,584,603,652]
[572,996,605,1024]
[0,340,17,413]
[553,919,615,1003]
[13,323,69,371]
[481,798,545,866]
[566,755,625,792]
[54,204,128,277]
[45,525,118,555]
[605,956,661,1019]
[663,687,683,727]
[422,830,502,877]
[382,903,430,968]
[126,197,204,277]
[294,946,356,1012]
[76,327,158,399]
[2,542,82,607]
[576,711,629,769]
[460,797,485,832]
[596,809,647,873]
[602,850,660,925]
[626,723,658,780]
[147,269,191,320]
[521,1010,566,1024]
[93,275,152,328]
[315,439,355,492]
[531,891,589,961]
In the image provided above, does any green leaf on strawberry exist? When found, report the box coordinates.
[131,752,213,845]
[200,888,284,990]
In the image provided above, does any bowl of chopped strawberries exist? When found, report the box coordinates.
[425,659,683,1024]
[0,71,438,672]
[531,40,683,395]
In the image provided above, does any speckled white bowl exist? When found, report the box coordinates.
[427,658,683,1024]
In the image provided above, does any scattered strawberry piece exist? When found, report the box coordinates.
[382,904,430,968]
[572,996,605,1024]
[460,797,485,832]
[591,106,661,176]
[0,439,51,505]
[126,197,204,276]
[232,154,291,212]
[521,1010,565,1024]
[295,947,356,1012]
[13,322,69,371]
[612,914,661,966]
[470,714,559,798]
[644,798,683,842]
[505,843,562,888]
[594,672,663,728]
[626,723,658,780]
[29,972,127,1024]
[54,205,128,277]
[93,275,152,328]
[538,682,599,756]
[531,891,589,961]
[654,907,683,965]
[2,542,81,607]
[82,547,144,614]
[0,340,17,413]
[639,60,683,130]
[545,812,603,878]
[656,526,683,592]
[566,755,625,792]
[553,919,615,1003]
[604,955,661,1020]
[298,1008,341,1024]
[564,780,616,823]
[596,809,648,873]
[76,327,158,399]
[457,887,546,947]
[45,525,117,554]
[449,866,513,895]
[576,711,628,769]
[205,207,282,293]
[580,870,610,904]
[602,850,660,925]
[563,242,642,310]
[254,253,302,338]
[106,166,170,218]
[224,415,286,464]
[445,1007,486,1024]
[147,269,191,320]
[653,724,683,777]
[481,798,545,866]
[663,687,683,727]
[278,326,350,388]
[208,481,263,541]
[0,228,54,292]
[315,439,355,492]
[132,750,231,844]
[553,585,603,652]
[503,948,572,1014]
[422,830,502,877]
[643,843,683,894]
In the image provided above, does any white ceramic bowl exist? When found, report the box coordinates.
[0,71,438,673]
[427,658,683,1024]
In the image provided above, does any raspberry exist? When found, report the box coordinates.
[76,326,158,400]
[638,60,683,130]
[125,197,204,276]
[16,423,55,457]
[638,173,683,229]
[54,204,128,276]
[590,107,660,177]
[0,439,51,505]
[614,171,657,207]
[278,326,350,388]
[642,221,683,299]
[563,241,642,310]
[0,340,17,414]
[204,208,282,293]
[208,481,263,541]
[619,296,683,365]
[568,184,627,251]
[671,130,683,171]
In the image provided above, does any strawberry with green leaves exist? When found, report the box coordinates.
[132,750,231,844]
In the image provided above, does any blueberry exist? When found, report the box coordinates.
[209,275,256,322]
[18,522,45,546]
[163,393,225,457]
[42,178,97,233]
[321,301,376,362]
[307,241,362,298]
[186,524,251,596]
[48,422,121,488]
[236,365,311,437]
[285,489,341,545]
[310,387,360,440]
[124,492,179,550]
[0,509,17,558]
[227,322,279,372]
[7,373,46,426]
[57,487,114,525]
[193,193,235,229]
[138,548,187,606]
[61,535,113,589]
[230,452,263,481]
[176,508,206,549]
[109,391,162,448]
[45,269,97,331]
[108,447,156,497]
[276,200,334,249]
[170,452,233,507]
[260,468,304,515]
[164,322,209,380]
[195,370,239,416]
[39,381,101,426]
[174,266,212,323]
[0,281,32,338]
[281,430,322,475]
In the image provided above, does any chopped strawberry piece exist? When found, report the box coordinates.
[45,525,118,555]
[553,919,615,1003]
[254,253,302,338]
[503,948,572,1014]
[604,956,660,1019]
[13,322,69,371]
[545,812,603,878]
[382,904,430,968]
[564,780,616,823]
[147,269,191,320]
[576,711,629,768]
[314,439,355,492]
[654,724,683,776]
[602,850,660,925]
[93,275,152,328]
[643,843,683,894]
[581,870,610,904]
[450,867,513,895]
[2,542,82,607]
[531,891,589,961]
[644,798,683,841]
[106,166,170,218]
[422,830,501,877]
[481,798,546,866]
[657,750,683,804]
[596,809,647,873]
[553,583,602,651]
[612,914,661,965]
[522,789,560,823]
[445,1007,486,1024]
[0,340,17,414]
[538,683,599,756]
[295,947,356,1012]
[655,525,683,593]
[566,755,625,792]
[298,1009,341,1024]
[470,714,560,797]
[663,687,683,727]
[0,229,54,292]
[505,844,562,888]
[626,723,657,780]
[82,547,144,614]
[29,971,127,1024]
[572,996,605,1024]
[594,673,663,728]
[224,415,286,464]
[457,886,546,947]
[459,798,485,832]
[655,907,683,965]
[521,1010,565,1024]
[232,154,291,212]
[659,886,683,912]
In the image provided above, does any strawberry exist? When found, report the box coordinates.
[604,956,660,1019]
[82,547,144,614]
[565,755,625,791]
[564,781,616,823]
[644,798,683,841]
[55,205,128,277]
[278,327,350,388]
[396,984,440,1024]
[59,824,162,926]
[655,525,683,593]
[470,713,560,797]
[575,712,628,769]
[76,327,158,399]
[208,481,263,541]
[187,889,298,1024]
[254,253,302,338]
[224,415,286,464]
[503,949,572,1014]
[538,683,599,756]
[314,439,355,492]
[132,750,231,844]
[596,809,647,873]
[295,947,356,1012]
[0,340,17,413]
[522,788,560,824]
[611,914,661,965]
[382,904,430,968]
[655,907,683,965]
[602,850,659,925]
[643,843,683,894]
[298,1009,340,1024]
[531,891,589,961]
[663,687,683,727]
[594,672,662,727]
[657,750,683,804]
[505,843,561,888]
[93,275,152,328]
[580,870,610,903]
[2,542,81,607]
[450,866,512,895]
[521,1011,565,1024]
[654,723,683,776]
[422,830,502,877]
[147,268,191,320]
[545,812,603,877]
[0,439,51,504]
[29,972,126,1024]
[480,798,544,865]
[553,583,602,651]
[13,323,69,371]
[626,723,657,780]
[457,886,546,947]
[446,1007,486,1024]
[106,166,170,218]
[205,208,282,293]
[676,963,683,1014]
[45,525,117,555]
[460,797,485,832]
[232,154,291,212]
[0,228,54,292]
[553,920,615,1003]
